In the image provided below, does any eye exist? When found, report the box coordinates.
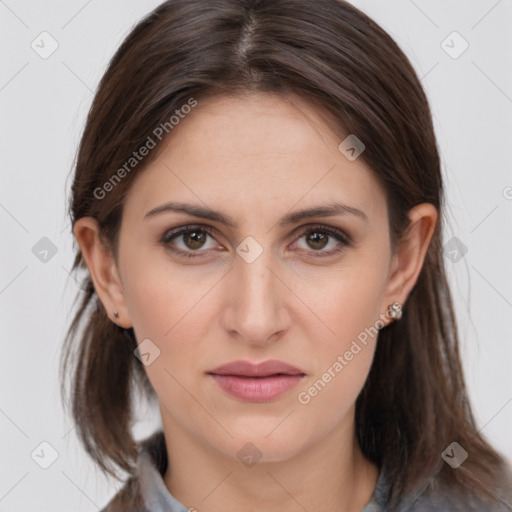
[292,224,352,258]
[160,225,219,258]
[160,224,352,259]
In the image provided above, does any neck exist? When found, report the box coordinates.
[161,405,379,512]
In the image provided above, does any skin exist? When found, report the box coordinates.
[74,92,437,512]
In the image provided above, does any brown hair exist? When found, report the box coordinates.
[60,0,511,509]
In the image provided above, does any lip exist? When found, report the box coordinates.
[209,359,305,377]
[207,359,306,402]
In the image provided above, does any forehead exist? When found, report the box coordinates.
[122,93,387,226]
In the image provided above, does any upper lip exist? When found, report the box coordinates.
[208,359,306,377]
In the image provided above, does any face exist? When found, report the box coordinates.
[114,92,399,462]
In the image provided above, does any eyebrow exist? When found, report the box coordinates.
[143,200,368,227]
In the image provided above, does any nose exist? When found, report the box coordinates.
[221,246,291,346]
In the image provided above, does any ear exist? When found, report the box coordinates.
[73,217,133,328]
[380,203,438,322]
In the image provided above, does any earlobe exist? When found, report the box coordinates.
[72,217,132,328]
[382,203,438,314]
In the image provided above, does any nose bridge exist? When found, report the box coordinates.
[224,238,289,342]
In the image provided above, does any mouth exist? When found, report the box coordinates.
[207,359,306,402]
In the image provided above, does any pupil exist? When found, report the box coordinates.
[308,232,327,250]
[186,231,205,249]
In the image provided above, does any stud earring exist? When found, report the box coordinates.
[387,302,402,320]
[113,310,119,319]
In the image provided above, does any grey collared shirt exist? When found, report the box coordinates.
[101,430,512,511]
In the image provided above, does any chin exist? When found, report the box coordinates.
[211,428,312,466]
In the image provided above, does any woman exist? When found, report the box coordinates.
[60,0,512,510]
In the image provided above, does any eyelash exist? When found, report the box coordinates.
[160,224,352,260]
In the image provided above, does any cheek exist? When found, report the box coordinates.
[120,248,223,383]
[121,242,211,336]
[293,252,388,408]
[299,248,388,347]
[122,263,214,419]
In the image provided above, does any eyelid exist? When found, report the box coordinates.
[161,224,218,244]
[291,223,352,245]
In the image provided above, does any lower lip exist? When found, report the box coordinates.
[209,374,304,402]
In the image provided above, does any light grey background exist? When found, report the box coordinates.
[1,0,511,510]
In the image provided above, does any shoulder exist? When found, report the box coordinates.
[367,460,512,512]
[100,475,145,512]
[395,468,512,512]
